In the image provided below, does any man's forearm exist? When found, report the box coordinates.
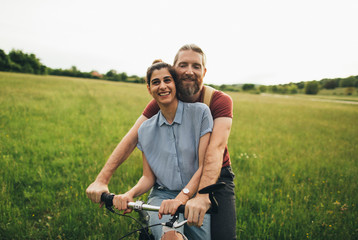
[197,117,232,191]
[197,147,223,190]
[95,137,137,184]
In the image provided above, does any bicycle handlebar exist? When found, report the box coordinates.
[101,193,186,213]
[101,182,226,214]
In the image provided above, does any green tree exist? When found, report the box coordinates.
[340,76,356,87]
[305,81,319,95]
[259,85,267,93]
[105,69,117,79]
[288,84,298,94]
[121,72,128,82]
[323,79,338,89]
[296,81,305,89]
[271,85,278,93]
[242,84,255,91]
[8,49,45,74]
[0,49,11,71]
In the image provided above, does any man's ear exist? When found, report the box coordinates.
[203,68,207,78]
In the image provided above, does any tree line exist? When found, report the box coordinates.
[1,48,357,94]
[0,49,145,83]
[209,76,358,95]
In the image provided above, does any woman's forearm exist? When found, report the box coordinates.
[127,175,156,198]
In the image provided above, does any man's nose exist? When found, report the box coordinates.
[185,66,194,75]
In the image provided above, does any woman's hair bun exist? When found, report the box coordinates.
[152,59,163,64]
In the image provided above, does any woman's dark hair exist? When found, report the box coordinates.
[146,59,177,86]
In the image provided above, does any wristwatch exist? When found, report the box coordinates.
[182,188,190,195]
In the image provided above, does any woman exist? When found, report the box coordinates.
[113,60,213,240]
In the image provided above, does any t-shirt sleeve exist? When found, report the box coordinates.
[210,91,233,119]
[142,99,160,119]
[200,105,214,137]
[136,125,143,151]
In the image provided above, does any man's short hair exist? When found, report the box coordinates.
[173,44,207,68]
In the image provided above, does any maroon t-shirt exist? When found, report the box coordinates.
[142,86,233,167]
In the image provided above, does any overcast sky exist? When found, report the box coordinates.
[1,0,357,85]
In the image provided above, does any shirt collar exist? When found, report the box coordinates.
[158,100,183,126]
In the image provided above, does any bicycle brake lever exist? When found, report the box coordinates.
[162,219,188,228]
[173,220,187,228]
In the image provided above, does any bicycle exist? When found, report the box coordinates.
[101,182,225,240]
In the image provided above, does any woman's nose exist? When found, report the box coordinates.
[159,81,167,89]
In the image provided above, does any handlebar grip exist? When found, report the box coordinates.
[101,192,114,208]
[175,205,212,214]
[176,205,185,213]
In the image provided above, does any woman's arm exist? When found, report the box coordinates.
[113,152,156,213]
[158,132,211,218]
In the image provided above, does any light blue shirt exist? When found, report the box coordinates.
[137,100,213,190]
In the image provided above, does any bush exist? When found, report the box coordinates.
[259,85,267,93]
[345,87,355,95]
[323,79,339,89]
[289,84,298,94]
[305,81,319,95]
[340,76,357,87]
[242,84,255,91]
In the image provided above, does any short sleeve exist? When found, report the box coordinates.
[142,99,160,119]
[210,91,233,119]
[200,106,213,137]
[136,125,144,151]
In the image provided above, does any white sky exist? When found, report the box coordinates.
[1,0,357,85]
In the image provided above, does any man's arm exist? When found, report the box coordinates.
[185,117,232,226]
[86,115,148,203]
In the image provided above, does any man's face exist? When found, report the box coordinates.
[174,50,207,97]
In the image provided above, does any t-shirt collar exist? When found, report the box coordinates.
[158,100,183,126]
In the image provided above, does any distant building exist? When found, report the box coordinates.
[90,71,103,78]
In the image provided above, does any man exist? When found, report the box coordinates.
[86,44,236,239]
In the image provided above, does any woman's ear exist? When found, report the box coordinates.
[147,84,153,96]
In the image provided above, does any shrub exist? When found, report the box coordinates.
[242,84,255,91]
[305,81,319,95]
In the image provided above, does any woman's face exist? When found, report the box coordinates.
[147,68,177,106]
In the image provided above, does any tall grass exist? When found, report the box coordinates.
[230,93,358,239]
[1,72,357,239]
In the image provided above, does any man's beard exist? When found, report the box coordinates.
[177,77,200,97]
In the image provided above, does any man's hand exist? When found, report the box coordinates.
[86,181,109,204]
[184,194,211,227]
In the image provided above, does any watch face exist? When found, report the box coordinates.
[183,188,189,194]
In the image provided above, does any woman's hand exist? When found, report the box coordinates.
[113,193,133,214]
[158,199,183,219]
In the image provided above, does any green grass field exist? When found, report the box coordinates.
[1,72,357,239]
